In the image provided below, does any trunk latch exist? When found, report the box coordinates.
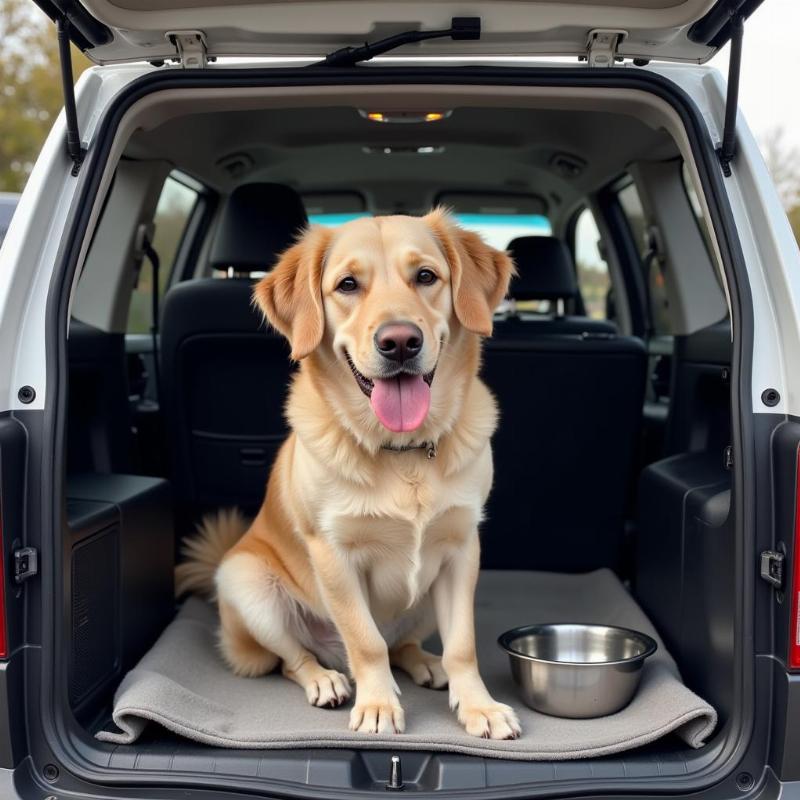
[586,29,626,67]
[386,755,404,791]
[760,550,785,589]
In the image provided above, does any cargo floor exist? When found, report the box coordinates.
[89,570,716,761]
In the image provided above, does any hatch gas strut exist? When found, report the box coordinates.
[316,17,481,68]
[717,13,743,177]
[37,0,112,176]
[687,0,757,178]
[56,16,85,175]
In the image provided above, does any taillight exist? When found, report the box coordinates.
[790,448,800,669]
[0,508,6,659]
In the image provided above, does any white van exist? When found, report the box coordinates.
[1,1,799,798]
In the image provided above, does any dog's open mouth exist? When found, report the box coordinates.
[345,351,436,433]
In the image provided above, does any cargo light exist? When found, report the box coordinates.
[362,145,444,155]
[359,110,451,124]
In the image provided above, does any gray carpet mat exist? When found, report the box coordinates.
[97,569,717,760]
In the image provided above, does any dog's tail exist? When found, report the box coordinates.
[175,508,249,599]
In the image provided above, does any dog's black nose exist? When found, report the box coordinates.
[375,322,424,363]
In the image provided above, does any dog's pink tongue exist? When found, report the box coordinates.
[370,374,431,432]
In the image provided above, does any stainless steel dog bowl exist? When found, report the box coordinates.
[498,623,657,718]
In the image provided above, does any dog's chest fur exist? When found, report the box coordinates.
[314,446,491,620]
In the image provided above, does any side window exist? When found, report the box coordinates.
[127,173,200,334]
[617,181,670,335]
[572,207,611,321]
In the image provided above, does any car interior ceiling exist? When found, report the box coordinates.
[63,100,736,752]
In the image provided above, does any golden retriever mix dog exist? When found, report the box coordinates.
[176,208,520,739]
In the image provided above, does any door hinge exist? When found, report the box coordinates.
[167,30,208,68]
[586,29,626,67]
[13,546,38,584]
[760,550,784,589]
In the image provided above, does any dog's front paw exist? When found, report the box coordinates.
[304,667,351,708]
[349,694,405,734]
[457,701,521,740]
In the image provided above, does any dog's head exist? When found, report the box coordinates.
[254,208,514,435]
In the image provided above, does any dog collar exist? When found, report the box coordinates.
[381,441,438,459]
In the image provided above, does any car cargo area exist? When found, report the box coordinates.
[53,80,743,796]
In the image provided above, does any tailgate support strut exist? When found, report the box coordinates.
[56,17,85,176]
[717,13,744,178]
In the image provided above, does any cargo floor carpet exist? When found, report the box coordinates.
[97,570,716,760]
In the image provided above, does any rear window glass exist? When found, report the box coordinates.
[308,211,552,252]
[308,213,370,226]
[454,214,552,250]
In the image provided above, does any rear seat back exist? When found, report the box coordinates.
[480,334,647,572]
[161,183,307,521]
[496,236,617,337]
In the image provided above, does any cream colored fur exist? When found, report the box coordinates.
[179,210,520,738]
[175,508,248,598]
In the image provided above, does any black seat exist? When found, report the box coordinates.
[160,183,307,522]
[495,236,617,337]
[480,334,647,572]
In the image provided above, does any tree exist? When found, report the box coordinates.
[0,0,90,192]
[789,206,800,245]
[760,127,800,246]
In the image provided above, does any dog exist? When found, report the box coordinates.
[176,208,520,739]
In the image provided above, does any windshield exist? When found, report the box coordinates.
[308,212,551,251]
[452,213,551,249]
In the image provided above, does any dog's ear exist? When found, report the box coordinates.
[253,226,331,360]
[425,208,516,336]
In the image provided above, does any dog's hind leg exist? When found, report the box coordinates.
[389,602,448,689]
[217,552,351,708]
[219,598,280,677]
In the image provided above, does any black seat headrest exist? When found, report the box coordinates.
[210,183,308,272]
[507,236,578,301]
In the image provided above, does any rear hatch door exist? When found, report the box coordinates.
[43,0,763,65]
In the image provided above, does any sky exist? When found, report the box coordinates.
[710,0,800,149]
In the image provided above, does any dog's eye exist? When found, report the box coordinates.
[416,268,438,286]
[337,276,359,293]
